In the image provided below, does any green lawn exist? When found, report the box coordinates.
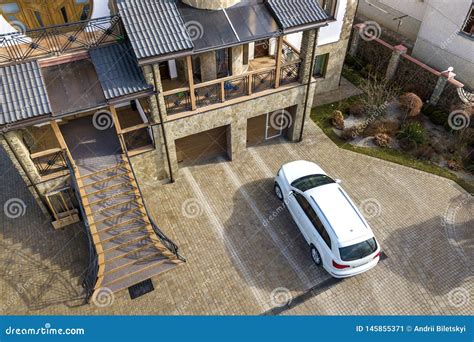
[310,97,474,194]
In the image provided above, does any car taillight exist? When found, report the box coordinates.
[332,260,350,269]
[373,252,381,259]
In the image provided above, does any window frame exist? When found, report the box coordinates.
[293,192,332,249]
[319,0,338,19]
[313,53,329,79]
[461,4,474,37]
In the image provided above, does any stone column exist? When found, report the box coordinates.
[288,83,316,142]
[227,115,247,161]
[349,23,366,57]
[385,44,407,80]
[200,51,217,82]
[142,64,167,123]
[429,68,456,105]
[230,45,244,75]
[3,131,41,184]
[299,29,318,84]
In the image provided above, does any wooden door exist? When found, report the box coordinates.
[0,0,92,30]
[254,40,269,58]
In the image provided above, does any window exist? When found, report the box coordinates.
[339,238,378,261]
[60,7,69,23]
[0,3,20,14]
[291,174,335,192]
[319,0,337,18]
[294,193,332,249]
[461,5,474,36]
[313,53,329,78]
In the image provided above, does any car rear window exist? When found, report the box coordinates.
[291,174,335,192]
[339,238,378,261]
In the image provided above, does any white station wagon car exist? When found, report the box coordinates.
[275,160,381,278]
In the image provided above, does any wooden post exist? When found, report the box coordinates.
[109,105,127,153]
[247,73,253,95]
[50,120,74,165]
[220,81,226,102]
[274,36,284,88]
[186,56,197,110]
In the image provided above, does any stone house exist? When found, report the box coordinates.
[0,0,357,300]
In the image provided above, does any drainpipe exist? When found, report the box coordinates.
[2,134,54,218]
[299,29,319,142]
[151,67,175,183]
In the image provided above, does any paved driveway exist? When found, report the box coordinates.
[1,121,472,315]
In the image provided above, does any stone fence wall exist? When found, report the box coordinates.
[348,23,468,113]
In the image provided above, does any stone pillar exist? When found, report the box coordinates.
[142,64,168,123]
[227,115,247,161]
[288,83,316,142]
[199,51,217,82]
[4,131,42,184]
[349,23,366,57]
[175,58,189,83]
[429,68,456,105]
[385,44,407,80]
[299,29,318,84]
[230,45,244,75]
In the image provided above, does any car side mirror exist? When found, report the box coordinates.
[335,179,342,184]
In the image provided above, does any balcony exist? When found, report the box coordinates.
[163,39,302,116]
[0,16,124,65]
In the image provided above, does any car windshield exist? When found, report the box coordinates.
[291,174,335,192]
[339,238,378,261]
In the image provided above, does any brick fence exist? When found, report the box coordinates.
[348,23,470,112]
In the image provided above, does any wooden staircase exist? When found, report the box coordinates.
[72,155,184,297]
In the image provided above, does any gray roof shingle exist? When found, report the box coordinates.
[0,61,51,125]
[90,43,153,101]
[117,0,194,60]
[267,0,328,30]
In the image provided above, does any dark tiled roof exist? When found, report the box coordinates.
[90,43,153,101]
[267,0,328,29]
[117,0,194,60]
[0,61,51,125]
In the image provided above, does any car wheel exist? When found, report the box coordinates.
[311,246,322,266]
[274,183,284,201]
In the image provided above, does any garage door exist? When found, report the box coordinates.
[176,126,228,166]
[247,109,293,147]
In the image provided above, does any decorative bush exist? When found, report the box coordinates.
[399,137,417,151]
[373,133,391,148]
[349,102,366,117]
[415,145,435,161]
[447,159,462,171]
[398,122,426,145]
[429,110,449,126]
[363,120,400,137]
[399,92,423,117]
[340,126,362,141]
[331,110,345,130]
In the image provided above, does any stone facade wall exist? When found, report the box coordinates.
[312,0,358,98]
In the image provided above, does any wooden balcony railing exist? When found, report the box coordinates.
[30,147,69,178]
[0,15,123,64]
[163,59,301,116]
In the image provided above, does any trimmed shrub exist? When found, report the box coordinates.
[398,122,426,145]
[373,133,391,148]
[399,92,423,117]
[331,110,345,130]
[428,110,449,126]
[447,159,462,171]
[349,102,366,117]
[399,137,417,151]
